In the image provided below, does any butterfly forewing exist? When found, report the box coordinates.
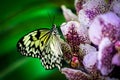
[17,29,50,58]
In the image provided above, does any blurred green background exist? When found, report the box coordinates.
[0,0,74,80]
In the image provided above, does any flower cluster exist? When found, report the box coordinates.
[59,0,120,80]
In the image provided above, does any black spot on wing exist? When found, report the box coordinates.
[17,36,42,58]
[31,44,35,48]
[29,35,33,41]
[41,41,44,46]
[35,30,41,39]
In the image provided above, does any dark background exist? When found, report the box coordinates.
[0,0,74,80]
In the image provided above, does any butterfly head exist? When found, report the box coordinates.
[51,24,59,35]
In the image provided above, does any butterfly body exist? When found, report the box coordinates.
[17,25,63,70]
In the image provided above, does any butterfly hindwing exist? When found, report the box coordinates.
[40,35,63,69]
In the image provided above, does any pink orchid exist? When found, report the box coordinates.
[57,0,120,80]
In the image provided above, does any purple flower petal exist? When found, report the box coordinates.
[78,0,110,27]
[79,44,97,56]
[61,5,78,21]
[104,77,119,80]
[82,51,102,79]
[74,0,87,14]
[61,41,72,64]
[83,51,98,69]
[89,12,120,45]
[112,53,120,66]
[61,21,90,53]
[98,37,114,76]
[110,0,120,17]
[61,67,91,80]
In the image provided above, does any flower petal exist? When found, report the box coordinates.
[61,41,72,64]
[61,21,90,55]
[89,12,120,45]
[61,67,91,80]
[83,51,97,69]
[74,0,87,13]
[112,53,120,66]
[61,21,90,44]
[83,51,102,79]
[104,77,119,80]
[98,37,114,76]
[79,44,97,56]
[61,5,78,21]
[78,0,110,27]
[110,0,120,17]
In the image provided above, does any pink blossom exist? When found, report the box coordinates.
[59,0,120,79]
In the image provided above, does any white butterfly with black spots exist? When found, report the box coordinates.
[17,25,63,70]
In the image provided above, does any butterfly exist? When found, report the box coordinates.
[17,25,63,70]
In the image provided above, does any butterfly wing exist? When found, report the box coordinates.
[17,29,50,58]
[17,26,63,70]
[41,34,63,70]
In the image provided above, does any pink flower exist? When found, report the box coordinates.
[60,17,103,80]
[60,21,91,68]
[59,0,120,80]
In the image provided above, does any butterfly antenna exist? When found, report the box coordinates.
[47,12,55,27]
[52,15,55,26]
